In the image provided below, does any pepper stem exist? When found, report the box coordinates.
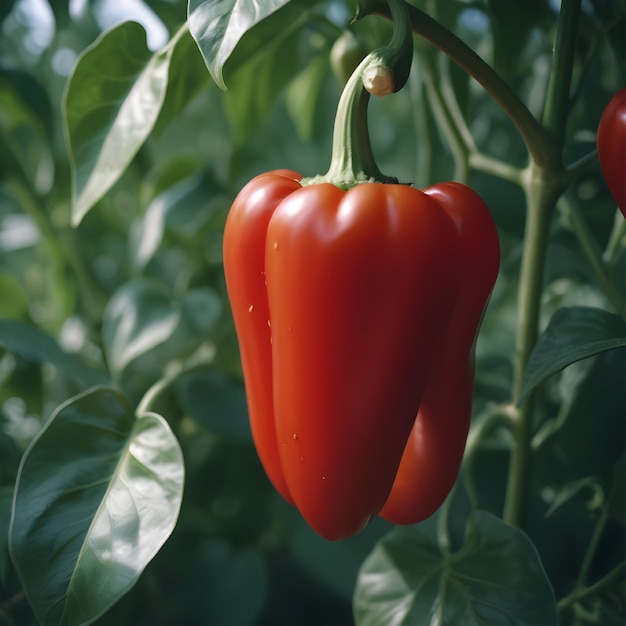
[301,0,413,188]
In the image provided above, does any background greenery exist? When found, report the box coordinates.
[0,0,624,624]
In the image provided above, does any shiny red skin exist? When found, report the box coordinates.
[223,170,498,540]
[380,182,500,524]
[597,87,626,217]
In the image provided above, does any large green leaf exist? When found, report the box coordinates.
[518,306,626,403]
[187,0,293,90]
[9,387,184,626]
[0,319,107,387]
[354,511,557,625]
[63,22,188,226]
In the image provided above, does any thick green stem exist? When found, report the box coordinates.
[503,0,581,527]
[503,165,561,527]
[305,0,413,188]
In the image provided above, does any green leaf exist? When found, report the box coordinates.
[9,387,184,626]
[519,306,626,404]
[63,22,187,226]
[187,0,293,90]
[0,319,107,387]
[152,27,212,137]
[102,279,181,379]
[354,511,557,626]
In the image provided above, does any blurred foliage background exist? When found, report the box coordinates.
[0,0,624,624]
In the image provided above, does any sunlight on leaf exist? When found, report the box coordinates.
[187,0,292,90]
[9,387,184,626]
[63,22,188,225]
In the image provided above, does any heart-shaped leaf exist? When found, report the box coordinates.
[354,511,557,625]
[9,387,184,626]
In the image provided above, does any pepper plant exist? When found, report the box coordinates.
[0,0,624,625]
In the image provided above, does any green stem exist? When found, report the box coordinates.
[562,195,626,318]
[502,0,581,528]
[366,1,553,166]
[603,211,626,265]
[469,153,524,185]
[421,49,524,185]
[408,58,432,188]
[566,148,598,179]
[576,502,610,590]
[136,373,177,417]
[423,57,470,183]
[462,405,515,510]
[558,561,625,614]
[503,164,562,527]
[541,0,581,140]
[304,0,413,188]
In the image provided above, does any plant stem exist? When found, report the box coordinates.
[462,405,514,510]
[502,0,582,528]
[557,561,625,613]
[368,1,553,166]
[304,0,413,187]
[603,211,626,265]
[408,58,432,188]
[423,57,470,183]
[541,0,581,141]
[576,501,610,590]
[503,164,560,527]
[562,195,626,318]
[469,153,524,185]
